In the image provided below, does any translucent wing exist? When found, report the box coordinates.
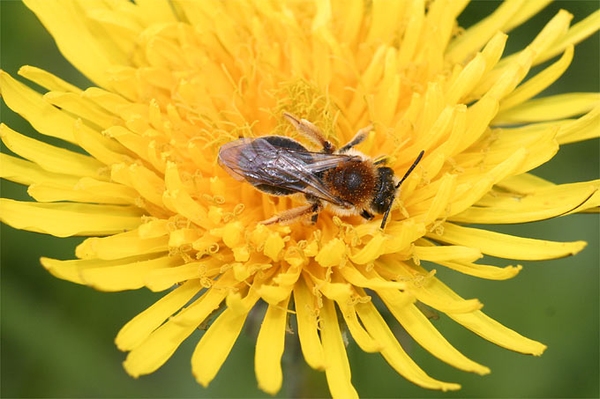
[218,137,359,206]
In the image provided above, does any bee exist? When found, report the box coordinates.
[218,112,424,229]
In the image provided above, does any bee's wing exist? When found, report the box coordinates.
[218,138,256,182]
[218,138,355,207]
[305,152,362,172]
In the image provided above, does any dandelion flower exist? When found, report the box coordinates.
[1,1,599,398]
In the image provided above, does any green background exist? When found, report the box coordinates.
[1,1,598,397]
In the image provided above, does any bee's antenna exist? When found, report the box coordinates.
[380,150,425,229]
[395,150,425,190]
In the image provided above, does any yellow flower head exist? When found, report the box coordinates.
[1,1,599,397]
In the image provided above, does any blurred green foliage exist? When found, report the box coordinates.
[1,1,598,397]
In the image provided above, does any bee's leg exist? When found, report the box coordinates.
[283,112,335,153]
[373,155,389,165]
[309,210,319,224]
[360,209,374,221]
[261,202,322,225]
[338,124,372,153]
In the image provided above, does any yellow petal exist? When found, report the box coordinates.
[489,9,572,75]
[372,48,401,126]
[471,45,532,105]
[503,1,553,32]
[446,0,522,64]
[232,261,271,282]
[315,237,347,267]
[449,310,547,355]
[478,32,508,78]
[75,230,168,260]
[377,220,426,255]
[366,0,407,45]
[273,262,302,286]
[526,9,572,64]
[337,300,382,353]
[338,265,406,291]
[0,71,78,143]
[451,180,600,224]
[537,8,600,65]
[420,173,457,225]
[168,227,202,248]
[349,233,386,265]
[82,86,130,115]
[437,260,522,280]
[115,280,201,351]
[293,278,326,370]
[377,259,483,314]
[124,272,238,376]
[446,52,487,105]
[41,255,181,291]
[433,104,468,158]
[372,292,490,375]
[432,222,587,260]
[0,124,104,176]
[168,274,236,327]
[264,231,285,261]
[44,91,116,130]
[336,0,362,43]
[413,244,482,263]
[409,169,450,210]
[1,83,122,169]
[0,198,142,237]
[24,0,127,88]
[414,105,458,155]
[407,280,483,315]
[104,125,157,166]
[468,125,558,176]
[449,149,527,216]
[395,1,423,65]
[0,152,78,186]
[495,172,555,194]
[86,255,182,291]
[355,298,461,391]
[498,45,574,113]
[258,263,300,305]
[192,307,249,387]
[40,256,89,285]
[495,93,600,124]
[163,162,211,229]
[18,65,82,93]
[255,297,290,395]
[111,163,165,208]
[145,263,203,292]
[307,271,353,303]
[28,178,137,205]
[123,314,199,377]
[71,118,130,166]
[457,95,499,154]
[556,105,600,144]
[84,7,145,56]
[145,255,220,292]
[320,299,358,399]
